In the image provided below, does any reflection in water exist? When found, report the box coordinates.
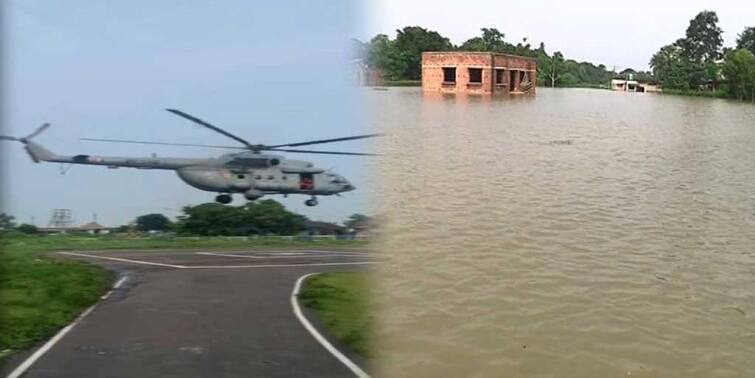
[372,88,755,377]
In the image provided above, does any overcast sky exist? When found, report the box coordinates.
[2,1,368,227]
[364,0,755,71]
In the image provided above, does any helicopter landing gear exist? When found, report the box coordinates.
[215,194,232,204]
[304,197,318,207]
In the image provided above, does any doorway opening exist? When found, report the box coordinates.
[299,173,314,190]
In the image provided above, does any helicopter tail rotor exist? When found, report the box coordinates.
[0,123,51,144]
[24,123,51,141]
[0,123,59,163]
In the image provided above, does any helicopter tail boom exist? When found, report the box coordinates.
[0,123,59,163]
[24,141,60,163]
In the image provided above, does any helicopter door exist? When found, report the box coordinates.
[299,173,314,190]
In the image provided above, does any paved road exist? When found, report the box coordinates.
[2,249,373,378]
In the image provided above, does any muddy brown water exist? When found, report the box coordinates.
[370,87,755,377]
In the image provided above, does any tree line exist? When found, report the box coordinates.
[354,26,619,89]
[355,11,755,102]
[650,11,755,101]
[0,201,373,237]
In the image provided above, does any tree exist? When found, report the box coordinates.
[458,37,486,52]
[351,38,369,60]
[543,51,564,87]
[0,213,15,230]
[559,72,579,87]
[135,213,172,232]
[650,42,691,89]
[676,11,723,90]
[481,28,508,52]
[344,214,372,230]
[459,28,512,53]
[393,26,453,80]
[722,48,755,102]
[737,27,755,55]
[682,11,723,64]
[651,42,680,81]
[365,34,407,81]
[239,200,308,235]
[15,224,39,234]
[175,200,307,236]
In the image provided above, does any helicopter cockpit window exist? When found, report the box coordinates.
[328,173,346,183]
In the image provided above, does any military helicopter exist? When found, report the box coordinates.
[1,109,379,206]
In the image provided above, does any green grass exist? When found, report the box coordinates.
[0,236,113,359]
[0,233,367,362]
[298,272,373,357]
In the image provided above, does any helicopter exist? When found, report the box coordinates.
[1,109,379,207]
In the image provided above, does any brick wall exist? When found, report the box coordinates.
[422,52,537,95]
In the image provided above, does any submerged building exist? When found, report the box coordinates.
[610,79,662,93]
[422,52,537,95]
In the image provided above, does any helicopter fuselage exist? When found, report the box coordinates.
[5,110,374,207]
[23,141,355,204]
[175,152,355,199]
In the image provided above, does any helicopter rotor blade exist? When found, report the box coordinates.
[25,123,51,140]
[165,109,255,149]
[0,136,20,141]
[81,138,247,150]
[265,133,383,149]
[264,148,377,156]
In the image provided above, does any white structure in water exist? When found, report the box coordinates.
[611,79,662,93]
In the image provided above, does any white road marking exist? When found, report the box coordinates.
[57,252,187,268]
[5,276,129,378]
[237,249,367,254]
[291,273,370,378]
[202,250,368,256]
[59,252,377,269]
[195,252,366,259]
[185,261,378,269]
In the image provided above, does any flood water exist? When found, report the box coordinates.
[371,87,755,377]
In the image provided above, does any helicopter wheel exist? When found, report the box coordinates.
[215,194,232,204]
[305,197,318,207]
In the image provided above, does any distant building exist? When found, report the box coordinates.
[611,79,639,91]
[79,221,110,234]
[305,220,346,236]
[611,79,662,93]
[422,51,537,95]
[352,59,384,86]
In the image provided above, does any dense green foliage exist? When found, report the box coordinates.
[355,26,619,88]
[135,213,172,231]
[738,27,755,55]
[650,11,755,102]
[357,14,755,102]
[721,49,755,101]
[299,272,373,357]
[0,213,15,230]
[175,199,308,236]
[15,224,39,234]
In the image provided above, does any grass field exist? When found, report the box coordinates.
[0,233,367,362]
[299,272,373,357]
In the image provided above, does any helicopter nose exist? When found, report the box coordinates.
[343,183,356,191]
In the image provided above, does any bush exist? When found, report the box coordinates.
[15,224,39,234]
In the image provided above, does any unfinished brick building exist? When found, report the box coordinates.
[422,52,537,95]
